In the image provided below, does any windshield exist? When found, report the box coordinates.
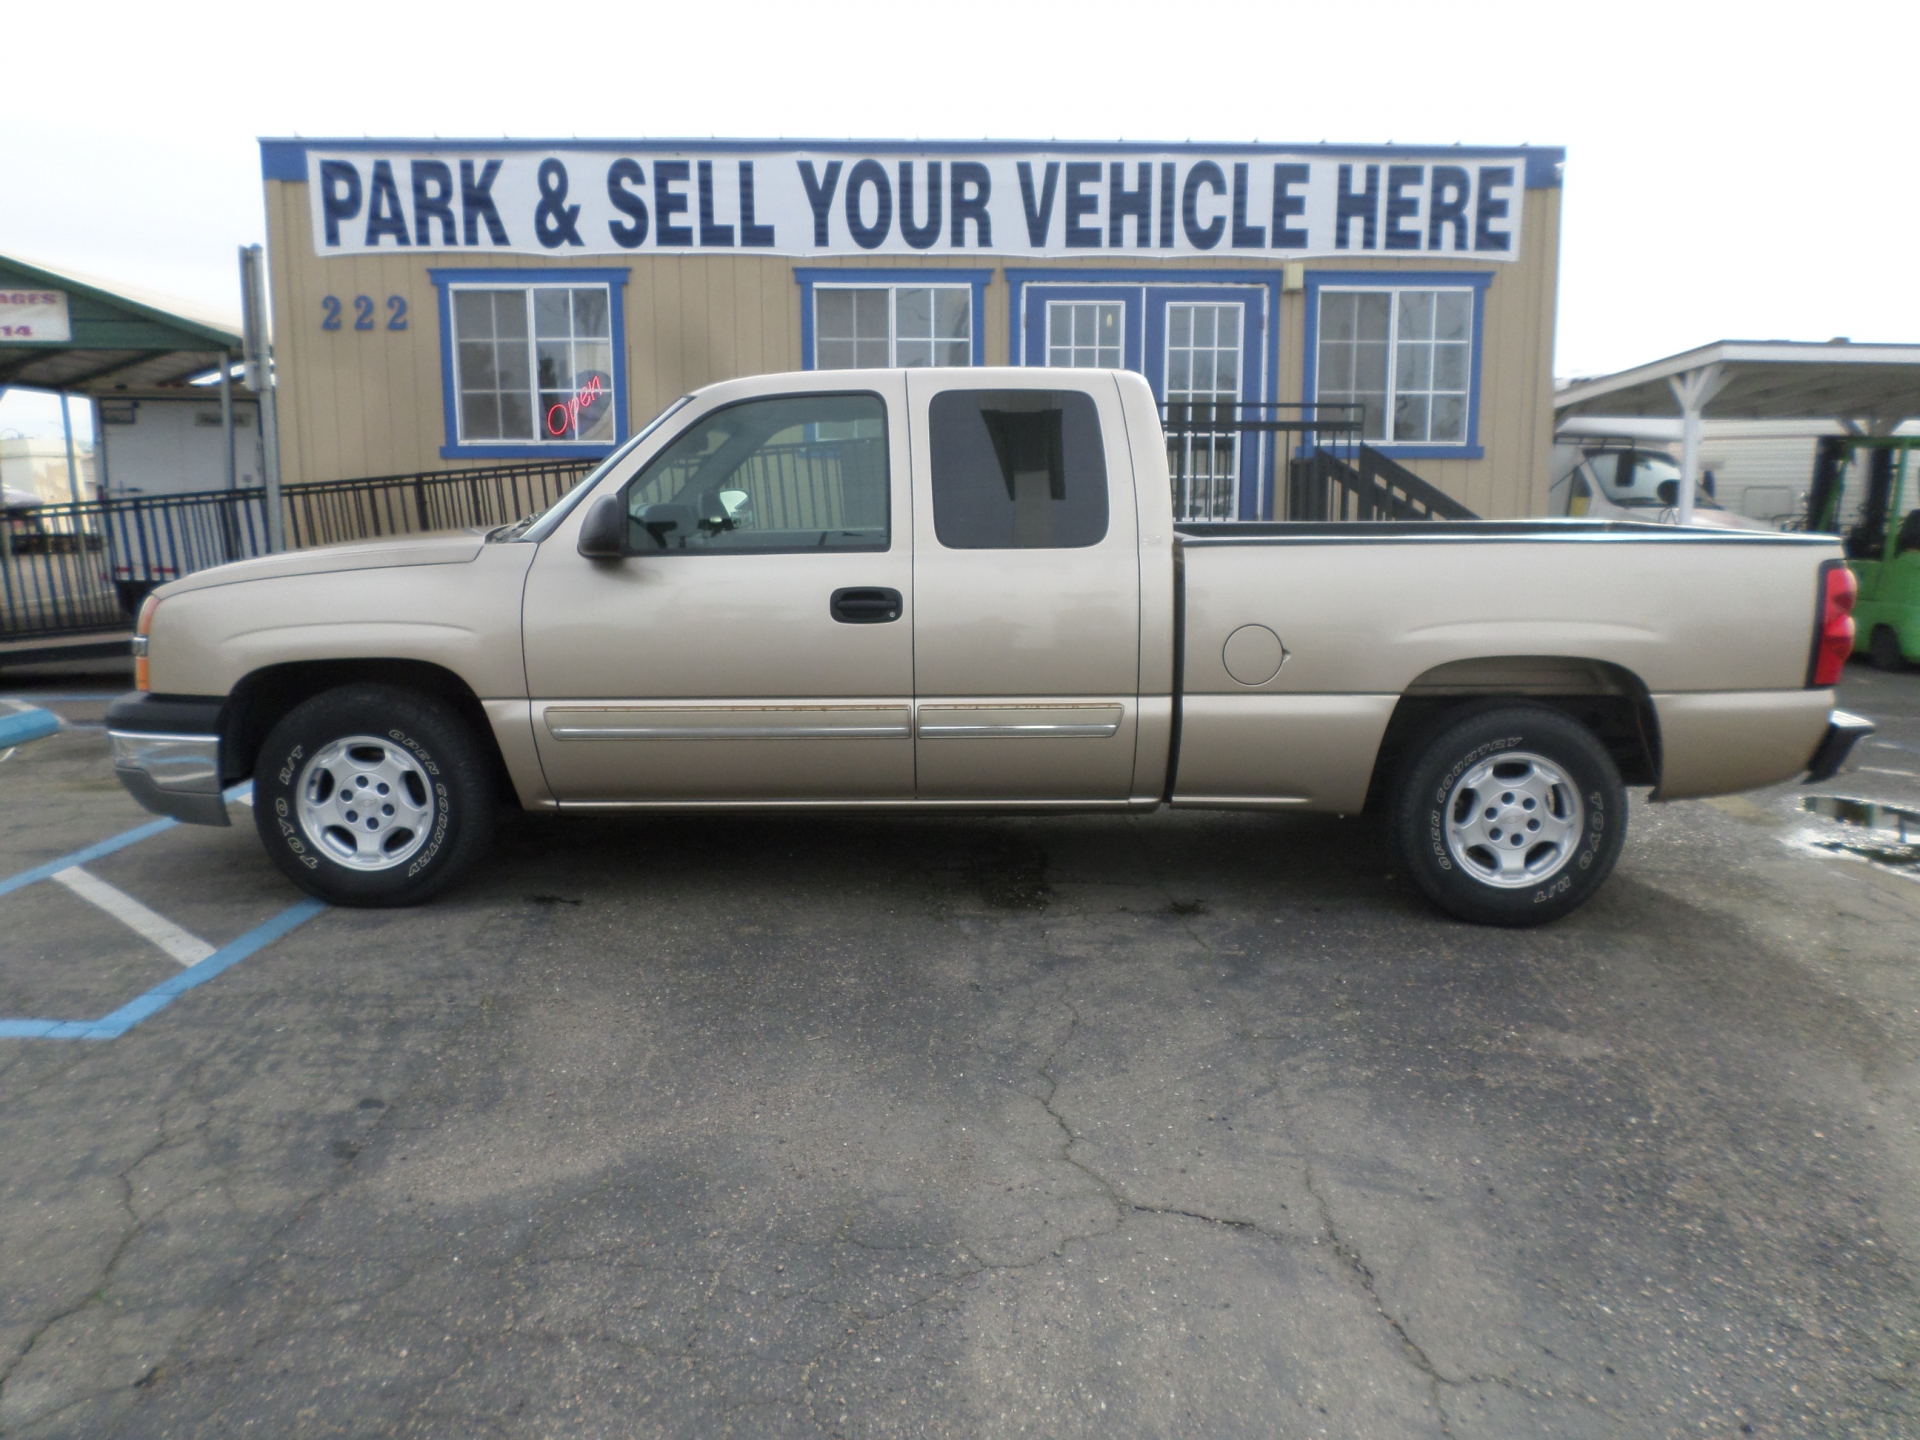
[497,395,694,543]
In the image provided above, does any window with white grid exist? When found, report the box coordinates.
[1164,303,1243,521]
[815,286,971,369]
[1315,288,1473,445]
[1046,301,1123,368]
[451,285,615,444]
[1165,304,1242,408]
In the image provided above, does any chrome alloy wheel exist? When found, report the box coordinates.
[1443,750,1584,889]
[293,735,436,871]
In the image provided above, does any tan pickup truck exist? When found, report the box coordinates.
[106,368,1871,925]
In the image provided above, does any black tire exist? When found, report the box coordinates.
[1869,625,1911,673]
[1393,704,1626,927]
[253,684,496,907]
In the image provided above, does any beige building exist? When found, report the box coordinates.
[260,139,1564,519]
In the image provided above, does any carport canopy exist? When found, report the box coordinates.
[0,253,240,393]
[1555,340,1920,523]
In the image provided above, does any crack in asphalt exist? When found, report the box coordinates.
[0,1050,415,1431]
[1301,1159,1467,1435]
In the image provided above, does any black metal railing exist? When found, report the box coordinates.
[280,458,596,548]
[1287,446,1479,522]
[2,458,598,641]
[1161,402,1366,521]
[5,427,1480,644]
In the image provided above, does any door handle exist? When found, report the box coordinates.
[830,586,902,624]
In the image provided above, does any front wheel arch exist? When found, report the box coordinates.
[222,658,507,795]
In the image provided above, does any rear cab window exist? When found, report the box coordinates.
[928,389,1108,549]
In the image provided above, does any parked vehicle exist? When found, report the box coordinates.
[1804,435,1920,670]
[1549,440,1773,530]
[108,368,1869,925]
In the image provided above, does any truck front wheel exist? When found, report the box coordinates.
[1394,704,1626,927]
[252,684,496,907]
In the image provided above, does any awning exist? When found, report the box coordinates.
[0,254,242,393]
[1554,340,1920,522]
[1556,340,1920,426]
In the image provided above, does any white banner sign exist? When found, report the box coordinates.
[304,148,1526,262]
[0,288,70,343]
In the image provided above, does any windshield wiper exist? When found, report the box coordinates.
[487,514,539,543]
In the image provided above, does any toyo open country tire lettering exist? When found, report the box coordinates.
[1394,703,1627,927]
[254,684,496,906]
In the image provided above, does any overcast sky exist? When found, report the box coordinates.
[3,0,1915,440]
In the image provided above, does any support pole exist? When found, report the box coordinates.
[218,351,236,491]
[239,246,285,552]
[1667,363,1730,526]
[91,397,109,493]
[59,392,82,506]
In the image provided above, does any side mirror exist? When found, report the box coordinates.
[1656,479,1679,506]
[576,496,627,559]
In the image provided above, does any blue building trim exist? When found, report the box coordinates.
[793,268,993,369]
[426,267,630,460]
[262,138,1565,188]
[1298,268,1495,461]
[1004,268,1284,411]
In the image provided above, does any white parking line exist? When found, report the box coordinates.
[50,866,216,967]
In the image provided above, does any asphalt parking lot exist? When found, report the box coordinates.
[1,667,1918,1439]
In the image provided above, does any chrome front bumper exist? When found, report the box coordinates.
[109,730,231,826]
[1805,709,1876,785]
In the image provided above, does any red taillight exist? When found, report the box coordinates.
[1810,563,1857,688]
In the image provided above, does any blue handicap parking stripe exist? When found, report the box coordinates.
[0,708,61,747]
[0,783,254,900]
[0,784,326,1040]
[0,816,180,899]
[0,898,328,1040]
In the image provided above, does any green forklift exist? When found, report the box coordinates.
[1806,435,1920,669]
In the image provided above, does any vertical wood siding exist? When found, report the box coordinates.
[265,179,1559,516]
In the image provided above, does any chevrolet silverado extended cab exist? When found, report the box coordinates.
[107,368,1871,925]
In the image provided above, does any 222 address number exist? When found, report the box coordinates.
[321,295,408,332]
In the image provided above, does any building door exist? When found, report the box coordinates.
[521,380,916,802]
[1159,300,1245,520]
[1140,286,1266,519]
[1017,279,1269,518]
[1045,300,1124,368]
[906,372,1140,801]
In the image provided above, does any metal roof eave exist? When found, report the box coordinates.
[0,253,241,353]
[1555,341,1920,423]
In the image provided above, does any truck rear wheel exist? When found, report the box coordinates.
[1394,704,1625,927]
[253,684,496,907]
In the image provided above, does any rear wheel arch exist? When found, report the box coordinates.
[1362,656,1661,810]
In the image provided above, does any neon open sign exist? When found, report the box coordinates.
[547,373,604,437]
